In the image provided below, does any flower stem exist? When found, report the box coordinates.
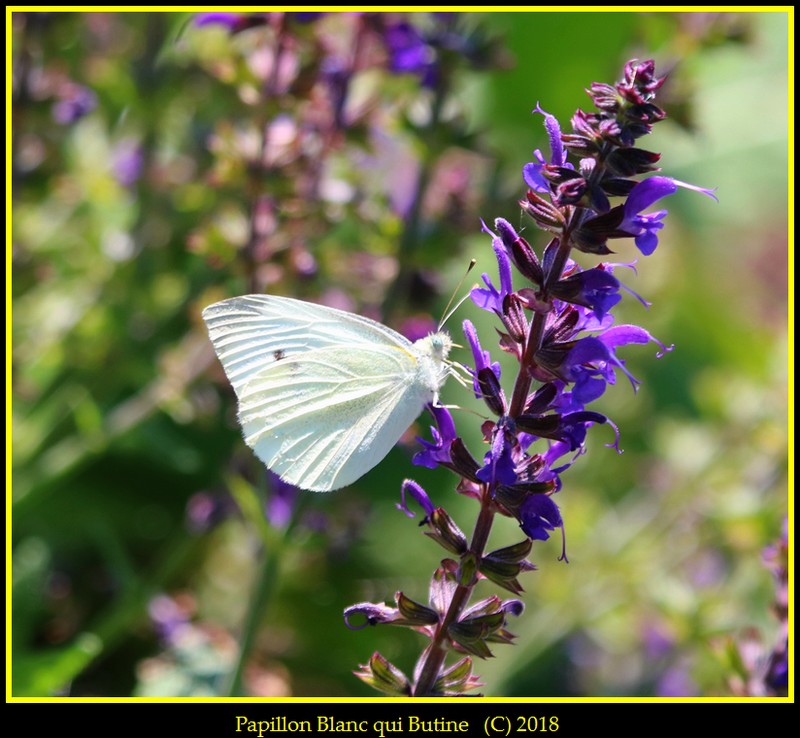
[225,540,281,696]
[413,489,496,696]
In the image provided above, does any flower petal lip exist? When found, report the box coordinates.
[619,176,718,255]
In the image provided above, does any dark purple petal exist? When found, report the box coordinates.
[519,495,568,562]
[501,599,525,617]
[552,267,621,321]
[557,411,606,450]
[519,495,562,541]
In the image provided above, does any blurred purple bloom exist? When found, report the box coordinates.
[656,664,698,697]
[186,491,234,533]
[148,594,190,645]
[265,471,299,529]
[399,314,439,343]
[384,22,437,88]
[112,139,143,187]
[194,12,240,28]
[52,85,97,124]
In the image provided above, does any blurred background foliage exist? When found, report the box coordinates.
[11,10,789,698]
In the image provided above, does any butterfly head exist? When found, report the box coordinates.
[418,331,453,363]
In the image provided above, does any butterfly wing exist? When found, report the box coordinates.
[202,295,413,397]
[237,344,434,491]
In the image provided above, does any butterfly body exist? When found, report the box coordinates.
[202,295,452,491]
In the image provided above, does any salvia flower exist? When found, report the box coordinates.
[347,59,715,697]
[618,176,719,255]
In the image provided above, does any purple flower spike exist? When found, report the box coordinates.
[620,176,718,255]
[351,60,717,697]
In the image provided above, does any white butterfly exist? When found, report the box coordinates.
[202,295,454,492]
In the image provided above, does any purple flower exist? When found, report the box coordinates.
[463,319,501,397]
[383,22,437,88]
[523,104,570,193]
[619,176,718,255]
[185,491,234,533]
[194,12,240,28]
[470,228,513,316]
[112,138,143,187]
[562,325,672,403]
[148,594,191,644]
[476,417,518,487]
[413,404,457,469]
[656,664,698,697]
[397,479,435,518]
[519,494,565,550]
[557,411,607,451]
[399,314,439,343]
[265,472,299,529]
[550,267,622,321]
[344,602,401,630]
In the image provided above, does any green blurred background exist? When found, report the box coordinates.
[11,11,789,698]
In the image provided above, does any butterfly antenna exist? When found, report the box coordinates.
[438,259,477,330]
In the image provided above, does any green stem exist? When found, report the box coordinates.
[225,537,282,697]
